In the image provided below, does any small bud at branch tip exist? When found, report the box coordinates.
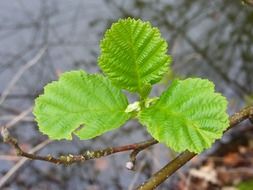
[126,161,134,170]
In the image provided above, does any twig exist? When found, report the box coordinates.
[1,106,252,189]
[0,155,20,161]
[1,127,157,165]
[128,155,147,190]
[126,140,158,170]
[0,139,51,188]
[242,0,253,7]
[0,47,46,104]
[136,106,253,190]
[4,106,33,128]
[0,115,33,123]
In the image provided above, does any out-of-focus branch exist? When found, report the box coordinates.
[0,46,46,104]
[4,107,33,129]
[242,0,253,7]
[136,106,253,190]
[1,127,157,165]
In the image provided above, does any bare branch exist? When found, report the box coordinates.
[0,47,46,104]
[1,127,157,165]
[242,0,253,7]
[4,106,33,129]
[2,106,252,189]
[0,139,51,188]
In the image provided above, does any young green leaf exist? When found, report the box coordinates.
[33,71,131,140]
[138,78,229,153]
[99,18,172,93]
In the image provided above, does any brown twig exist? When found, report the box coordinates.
[136,106,253,190]
[1,106,253,189]
[0,139,51,188]
[242,0,253,7]
[1,127,157,165]
[126,140,158,171]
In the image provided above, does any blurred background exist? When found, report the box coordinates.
[0,0,252,189]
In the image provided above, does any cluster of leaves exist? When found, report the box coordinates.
[34,18,229,153]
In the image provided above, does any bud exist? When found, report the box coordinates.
[125,161,134,170]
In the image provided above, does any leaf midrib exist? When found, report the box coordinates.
[120,21,141,92]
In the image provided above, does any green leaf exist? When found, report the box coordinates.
[238,180,253,190]
[33,70,131,140]
[99,18,172,93]
[138,78,229,153]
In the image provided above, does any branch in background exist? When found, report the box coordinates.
[242,0,253,7]
[1,127,157,165]
[0,140,51,188]
[0,47,46,104]
[136,106,253,190]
